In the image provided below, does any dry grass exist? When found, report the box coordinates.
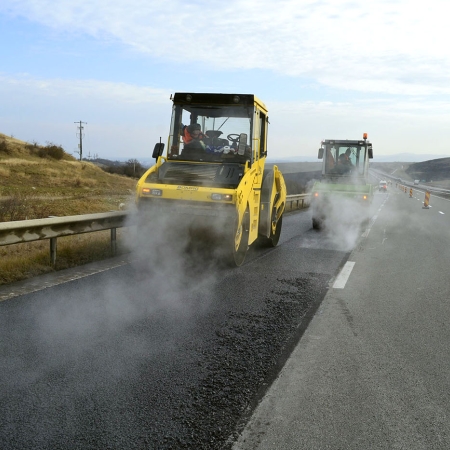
[1,133,136,200]
[0,166,10,178]
[0,132,139,285]
[1,158,40,166]
[0,132,137,218]
[0,230,131,286]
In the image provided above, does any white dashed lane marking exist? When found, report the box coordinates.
[333,261,355,289]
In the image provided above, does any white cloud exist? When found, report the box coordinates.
[2,1,450,159]
[3,72,449,160]
[0,74,172,158]
[2,0,450,95]
[0,74,169,104]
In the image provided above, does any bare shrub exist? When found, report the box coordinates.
[36,147,47,158]
[25,141,65,160]
[25,141,40,155]
[102,159,146,179]
[45,142,65,160]
[0,139,11,155]
[0,193,29,221]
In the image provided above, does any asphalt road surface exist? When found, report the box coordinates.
[233,187,450,449]
[1,202,352,450]
[3,187,448,449]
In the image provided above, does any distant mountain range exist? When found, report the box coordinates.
[270,153,450,163]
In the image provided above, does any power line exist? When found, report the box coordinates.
[74,120,87,161]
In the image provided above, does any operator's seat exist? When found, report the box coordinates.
[205,130,228,146]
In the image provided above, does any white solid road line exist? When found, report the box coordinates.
[0,258,131,302]
[333,261,355,289]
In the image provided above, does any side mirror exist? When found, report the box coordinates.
[238,133,248,156]
[368,145,373,159]
[152,143,165,159]
[318,148,324,159]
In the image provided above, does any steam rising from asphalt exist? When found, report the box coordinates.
[320,197,372,251]
[128,207,231,277]
[2,208,227,395]
[0,206,225,449]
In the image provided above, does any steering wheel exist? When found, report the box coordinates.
[227,134,240,143]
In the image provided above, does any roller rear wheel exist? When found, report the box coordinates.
[258,213,282,248]
[230,208,250,266]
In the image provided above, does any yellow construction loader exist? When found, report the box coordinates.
[135,93,286,266]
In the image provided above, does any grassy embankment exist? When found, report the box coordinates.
[0,133,139,285]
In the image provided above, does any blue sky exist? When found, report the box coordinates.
[1,0,450,162]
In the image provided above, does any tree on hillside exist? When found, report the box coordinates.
[123,159,145,178]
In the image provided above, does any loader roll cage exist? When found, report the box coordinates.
[319,139,372,178]
[166,93,267,165]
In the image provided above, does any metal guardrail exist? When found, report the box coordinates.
[285,193,311,211]
[370,169,450,196]
[0,194,311,265]
[0,211,128,266]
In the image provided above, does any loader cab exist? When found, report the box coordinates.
[165,93,268,166]
[319,136,372,181]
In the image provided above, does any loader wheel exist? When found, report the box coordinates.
[312,217,322,230]
[259,213,283,248]
[231,208,250,267]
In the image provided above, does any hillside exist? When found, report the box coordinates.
[405,157,450,182]
[0,133,136,220]
[371,158,450,189]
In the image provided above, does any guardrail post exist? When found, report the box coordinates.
[283,195,311,211]
[50,237,57,266]
[111,228,117,255]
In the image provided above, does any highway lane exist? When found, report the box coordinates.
[371,168,450,197]
[233,187,450,449]
[0,198,378,450]
[406,185,450,213]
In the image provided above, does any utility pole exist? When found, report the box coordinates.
[74,120,87,161]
